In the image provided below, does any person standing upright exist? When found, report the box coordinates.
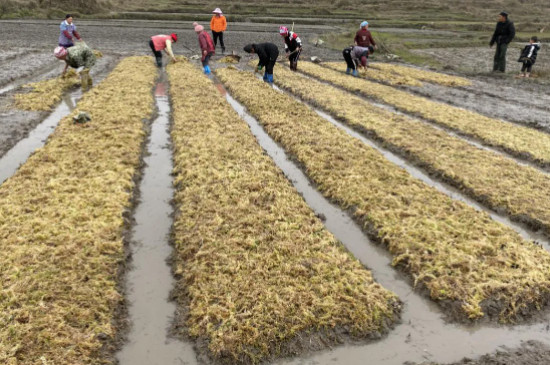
[354,21,376,49]
[279,26,302,71]
[490,11,515,73]
[195,23,215,75]
[210,8,227,54]
[58,14,82,48]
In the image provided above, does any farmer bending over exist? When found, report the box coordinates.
[279,26,302,71]
[150,33,178,67]
[54,43,96,90]
[59,14,82,48]
[244,43,279,84]
[343,45,373,76]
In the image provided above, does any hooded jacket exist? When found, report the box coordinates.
[518,42,541,64]
[490,19,516,46]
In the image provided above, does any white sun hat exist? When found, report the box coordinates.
[212,8,223,14]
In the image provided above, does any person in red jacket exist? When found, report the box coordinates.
[195,23,215,74]
[149,33,178,67]
[354,21,376,49]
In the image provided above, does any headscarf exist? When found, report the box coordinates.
[54,46,68,59]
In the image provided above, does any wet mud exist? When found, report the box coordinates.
[0,19,342,60]
[0,50,55,88]
[418,340,550,365]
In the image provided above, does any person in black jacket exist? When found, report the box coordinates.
[244,43,279,83]
[490,11,515,72]
[518,36,541,78]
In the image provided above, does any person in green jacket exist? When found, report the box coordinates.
[54,43,96,90]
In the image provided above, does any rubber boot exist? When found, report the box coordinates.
[346,67,351,75]
[267,74,274,84]
[80,69,90,91]
[352,69,358,77]
[204,65,211,75]
[263,71,268,82]
[155,55,162,68]
[222,46,226,54]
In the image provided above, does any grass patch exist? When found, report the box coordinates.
[297,62,550,167]
[216,66,550,323]
[167,60,400,364]
[0,56,156,364]
[273,63,550,235]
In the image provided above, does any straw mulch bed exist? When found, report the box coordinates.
[168,59,400,364]
[298,62,550,167]
[216,66,550,323]
[369,62,472,87]
[319,61,422,86]
[0,56,156,364]
[14,70,80,111]
[274,64,550,235]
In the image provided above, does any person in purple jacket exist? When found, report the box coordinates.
[58,14,82,48]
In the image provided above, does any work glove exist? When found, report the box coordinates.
[257,65,263,73]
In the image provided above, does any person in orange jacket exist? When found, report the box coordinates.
[210,8,227,54]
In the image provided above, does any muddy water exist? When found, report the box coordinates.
[219,85,550,365]
[0,89,79,185]
[116,77,197,365]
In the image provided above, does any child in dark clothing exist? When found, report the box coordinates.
[518,36,541,78]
